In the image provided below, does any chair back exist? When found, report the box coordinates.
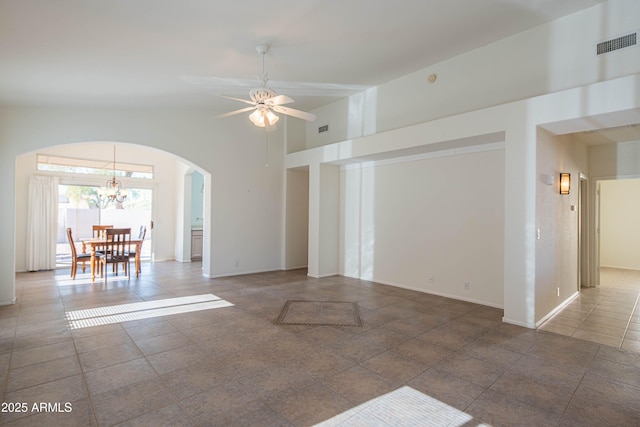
[104,228,131,263]
[66,228,78,258]
[93,225,114,239]
[138,225,147,240]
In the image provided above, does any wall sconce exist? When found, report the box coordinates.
[559,173,571,195]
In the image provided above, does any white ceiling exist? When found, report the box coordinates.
[572,124,640,145]
[0,0,607,113]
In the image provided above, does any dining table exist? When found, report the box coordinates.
[82,238,143,281]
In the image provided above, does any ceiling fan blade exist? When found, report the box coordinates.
[272,105,316,122]
[215,106,256,119]
[216,94,256,106]
[268,94,294,106]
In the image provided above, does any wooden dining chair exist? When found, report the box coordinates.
[125,225,146,277]
[93,224,115,270]
[92,224,114,239]
[66,228,91,279]
[96,228,132,284]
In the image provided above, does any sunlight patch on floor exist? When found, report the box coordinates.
[66,294,233,329]
[55,275,103,286]
[315,386,489,427]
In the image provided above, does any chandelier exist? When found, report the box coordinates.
[99,145,128,204]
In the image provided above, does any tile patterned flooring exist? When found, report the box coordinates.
[540,267,640,352]
[0,262,639,426]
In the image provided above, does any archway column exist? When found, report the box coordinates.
[0,148,17,305]
[307,162,340,278]
[503,115,538,328]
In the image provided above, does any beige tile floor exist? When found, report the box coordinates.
[1,262,640,426]
[540,267,640,352]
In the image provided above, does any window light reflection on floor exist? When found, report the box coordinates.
[314,386,490,427]
[65,294,233,329]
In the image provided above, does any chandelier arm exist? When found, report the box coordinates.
[100,145,127,205]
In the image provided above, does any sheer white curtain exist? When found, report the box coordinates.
[26,175,59,271]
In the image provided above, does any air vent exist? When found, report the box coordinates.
[318,124,329,133]
[597,32,636,55]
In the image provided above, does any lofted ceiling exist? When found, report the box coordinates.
[0,0,608,114]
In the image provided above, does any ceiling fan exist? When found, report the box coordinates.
[214,45,317,132]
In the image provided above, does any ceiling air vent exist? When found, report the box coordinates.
[597,32,637,55]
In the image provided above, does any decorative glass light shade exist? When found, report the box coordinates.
[99,145,128,204]
[559,173,571,195]
[249,109,279,128]
[102,177,128,203]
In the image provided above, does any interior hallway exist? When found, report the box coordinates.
[539,267,640,352]
[1,262,640,426]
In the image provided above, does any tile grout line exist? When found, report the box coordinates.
[557,344,600,425]
[0,300,19,425]
[619,290,640,349]
[61,284,101,427]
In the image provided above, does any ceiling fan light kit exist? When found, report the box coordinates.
[249,108,279,128]
[215,44,316,131]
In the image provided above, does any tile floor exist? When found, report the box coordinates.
[540,267,640,352]
[1,262,640,426]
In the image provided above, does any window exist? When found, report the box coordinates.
[37,154,153,179]
[57,184,152,266]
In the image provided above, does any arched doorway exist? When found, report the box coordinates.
[14,142,212,280]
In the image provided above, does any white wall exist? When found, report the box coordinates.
[0,106,285,304]
[341,148,505,307]
[288,0,640,328]
[307,0,640,148]
[191,171,204,226]
[589,140,640,178]
[285,116,308,154]
[319,164,340,277]
[175,162,191,263]
[290,73,640,328]
[600,178,640,270]
[535,131,588,321]
[284,168,309,269]
[587,140,640,279]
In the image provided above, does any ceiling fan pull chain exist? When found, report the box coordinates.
[264,131,269,167]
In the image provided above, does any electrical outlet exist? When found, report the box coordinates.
[464,282,470,290]
[428,275,434,283]
[235,260,239,267]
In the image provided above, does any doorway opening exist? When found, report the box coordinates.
[597,178,640,285]
[57,183,152,267]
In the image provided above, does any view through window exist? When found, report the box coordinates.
[57,184,152,267]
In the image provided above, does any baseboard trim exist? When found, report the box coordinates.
[502,317,536,329]
[535,291,580,328]
[209,267,281,279]
[284,265,308,271]
[366,277,503,309]
[307,272,339,279]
